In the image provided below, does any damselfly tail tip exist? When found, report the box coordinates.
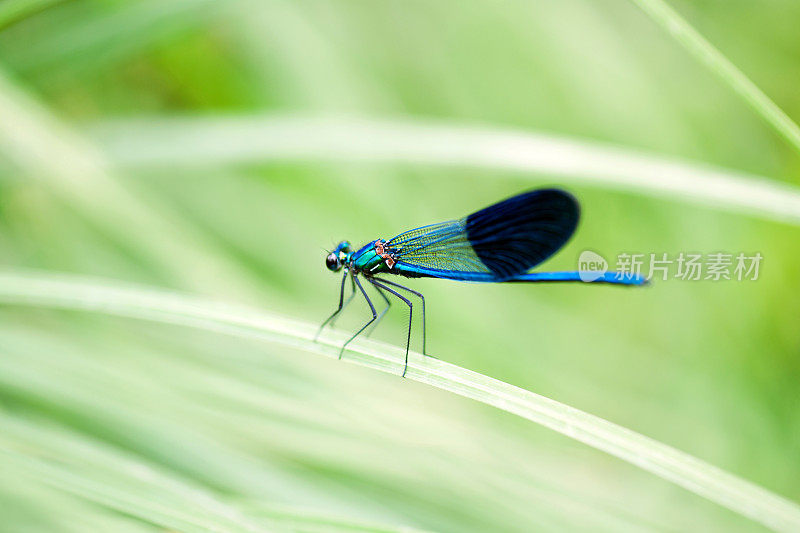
[630,275,651,287]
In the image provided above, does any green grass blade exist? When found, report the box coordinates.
[0,0,63,30]
[0,415,419,533]
[0,450,263,533]
[91,114,800,225]
[630,0,800,157]
[0,410,273,533]
[238,502,432,533]
[0,269,798,532]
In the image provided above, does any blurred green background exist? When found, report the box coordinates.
[0,1,799,531]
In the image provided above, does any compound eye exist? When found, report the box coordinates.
[337,241,351,253]
[325,252,342,272]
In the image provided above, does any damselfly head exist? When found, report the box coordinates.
[326,240,352,271]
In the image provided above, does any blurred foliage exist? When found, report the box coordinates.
[0,1,798,531]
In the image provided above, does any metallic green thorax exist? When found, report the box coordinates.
[351,239,390,276]
[351,240,392,274]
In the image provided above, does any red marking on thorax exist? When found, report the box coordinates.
[374,240,396,269]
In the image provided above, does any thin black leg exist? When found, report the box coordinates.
[372,277,427,356]
[329,270,356,328]
[365,283,391,337]
[369,279,413,377]
[315,268,350,341]
[339,275,377,360]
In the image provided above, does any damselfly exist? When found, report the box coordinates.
[317,189,647,376]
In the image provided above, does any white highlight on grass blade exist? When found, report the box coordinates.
[1,439,425,533]
[91,115,800,226]
[0,449,265,533]
[1,270,798,532]
[631,0,800,156]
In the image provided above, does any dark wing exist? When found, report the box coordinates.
[387,189,579,279]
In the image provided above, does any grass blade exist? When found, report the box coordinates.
[1,416,420,533]
[0,0,64,30]
[630,0,800,156]
[92,114,800,225]
[0,269,798,532]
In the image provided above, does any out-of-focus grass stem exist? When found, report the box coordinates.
[631,0,800,158]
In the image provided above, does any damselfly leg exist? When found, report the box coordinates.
[372,277,427,357]
[365,283,391,337]
[315,268,351,341]
[329,270,356,328]
[369,278,413,377]
[338,275,377,360]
